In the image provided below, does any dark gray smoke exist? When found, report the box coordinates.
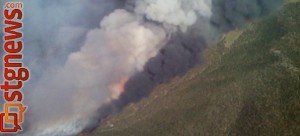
[210,0,283,32]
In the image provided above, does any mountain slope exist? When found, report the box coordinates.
[90,2,300,136]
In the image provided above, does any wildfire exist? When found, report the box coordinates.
[109,78,128,99]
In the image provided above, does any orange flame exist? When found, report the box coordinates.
[116,78,127,94]
[109,77,128,99]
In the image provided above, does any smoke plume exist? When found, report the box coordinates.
[0,0,282,135]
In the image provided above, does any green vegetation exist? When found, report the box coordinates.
[90,2,300,136]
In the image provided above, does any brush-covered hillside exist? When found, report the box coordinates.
[90,1,300,136]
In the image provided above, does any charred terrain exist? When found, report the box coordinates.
[90,1,300,136]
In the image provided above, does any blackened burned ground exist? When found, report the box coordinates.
[90,2,300,136]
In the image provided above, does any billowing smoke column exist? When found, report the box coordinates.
[92,0,283,132]
[0,0,282,135]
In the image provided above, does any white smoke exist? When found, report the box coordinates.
[23,8,167,136]
[135,0,212,30]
